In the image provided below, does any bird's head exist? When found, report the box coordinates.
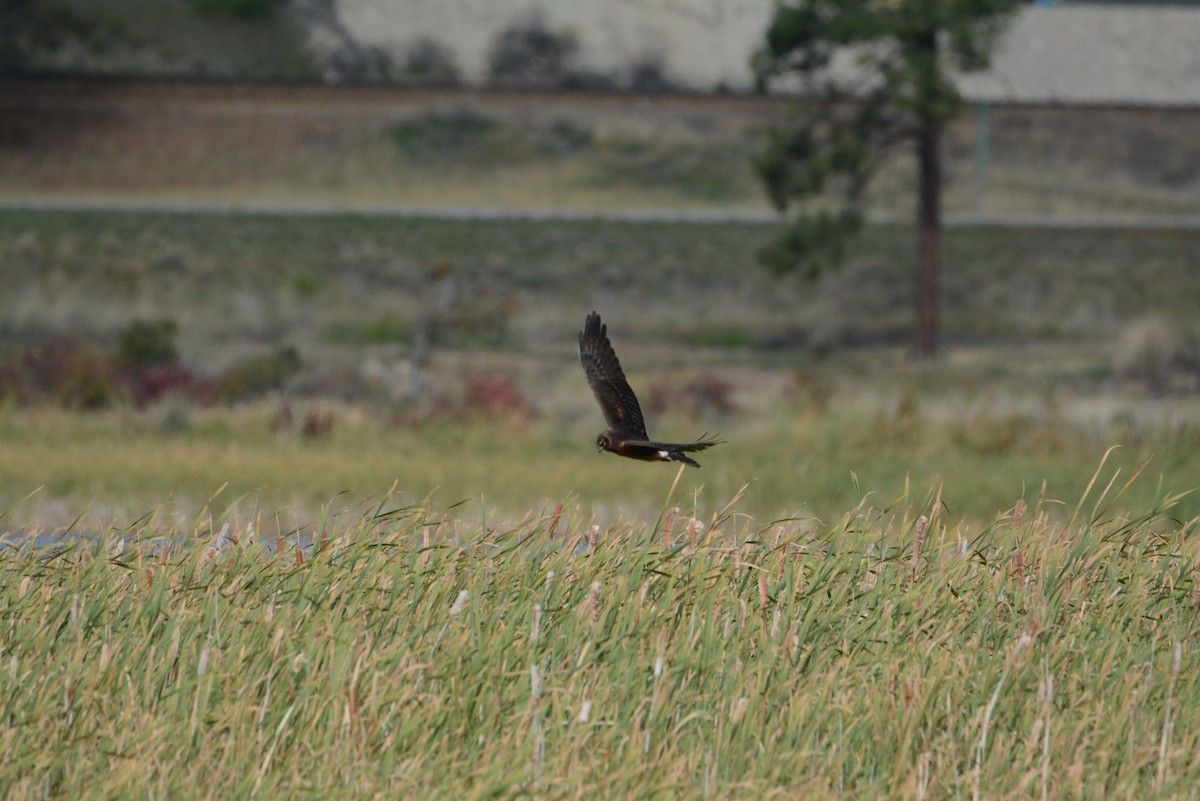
[595,433,611,452]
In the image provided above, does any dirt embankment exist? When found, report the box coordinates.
[1,78,1197,216]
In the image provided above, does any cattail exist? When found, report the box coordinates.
[1014,549,1027,589]
[294,546,305,566]
[577,699,593,723]
[531,603,542,643]
[862,567,878,592]
[758,572,770,607]
[863,544,878,591]
[144,568,154,590]
[450,589,469,617]
[547,503,564,539]
[275,530,285,555]
[588,524,601,552]
[732,545,741,575]
[203,523,239,564]
[530,663,542,702]
[1013,499,1026,529]
[772,525,785,550]
[730,697,750,725]
[686,515,700,553]
[1192,569,1200,610]
[662,507,678,551]
[17,576,31,599]
[197,648,209,677]
[1157,642,1183,786]
[588,581,602,628]
[1013,632,1033,660]
[911,515,928,574]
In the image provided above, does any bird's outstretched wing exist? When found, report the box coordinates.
[579,311,648,438]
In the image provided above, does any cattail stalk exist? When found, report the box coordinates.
[662,506,678,551]
[686,518,704,555]
[911,515,929,577]
[588,581,602,629]
[1157,642,1183,787]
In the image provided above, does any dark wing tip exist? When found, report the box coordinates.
[581,310,603,339]
[579,310,607,356]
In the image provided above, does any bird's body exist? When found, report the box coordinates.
[578,311,721,468]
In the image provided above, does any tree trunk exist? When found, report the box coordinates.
[914,115,941,361]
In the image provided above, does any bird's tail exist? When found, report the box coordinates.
[666,451,701,468]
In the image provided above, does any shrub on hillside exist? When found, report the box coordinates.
[191,0,274,19]
[118,318,180,373]
[215,346,303,404]
[6,338,124,410]
[1114,316,1183,395]
[487,13,578,89]
[401,37,461,86]
[460,373,536,422]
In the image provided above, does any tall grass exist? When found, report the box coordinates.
[1,469,1198,798]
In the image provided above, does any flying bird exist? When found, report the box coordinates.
[578,311,722,468]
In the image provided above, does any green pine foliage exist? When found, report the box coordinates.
[753,0,1019,276]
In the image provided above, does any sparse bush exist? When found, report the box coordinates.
[459,373,536,422]
[10,338,124,410]
[1114,316,1182,394]
[391,111,506,164]
[647,373,739,420]
[441,285,519,347]
[402,37,461,86]
[132,364,214,409]
[627,56,676,93]
[325,317,413,346]
[216,346,302,404]
[287,273,323,297]
[118,319,180,373]
[487,13,578,89]
[191,0,274,19]
[300,408,334,438]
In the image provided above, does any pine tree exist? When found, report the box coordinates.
[753,0,1018,359]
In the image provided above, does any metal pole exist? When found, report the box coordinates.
[975,100,990,215]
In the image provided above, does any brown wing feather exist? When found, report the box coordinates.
[578,311,648,438]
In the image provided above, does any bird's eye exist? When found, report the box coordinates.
[596,435,608,448]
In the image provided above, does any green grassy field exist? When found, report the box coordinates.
[2,207,1200,530]
[3,363,1199,534]
[2,475,1198,798]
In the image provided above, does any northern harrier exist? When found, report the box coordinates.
[578,311,722,468]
